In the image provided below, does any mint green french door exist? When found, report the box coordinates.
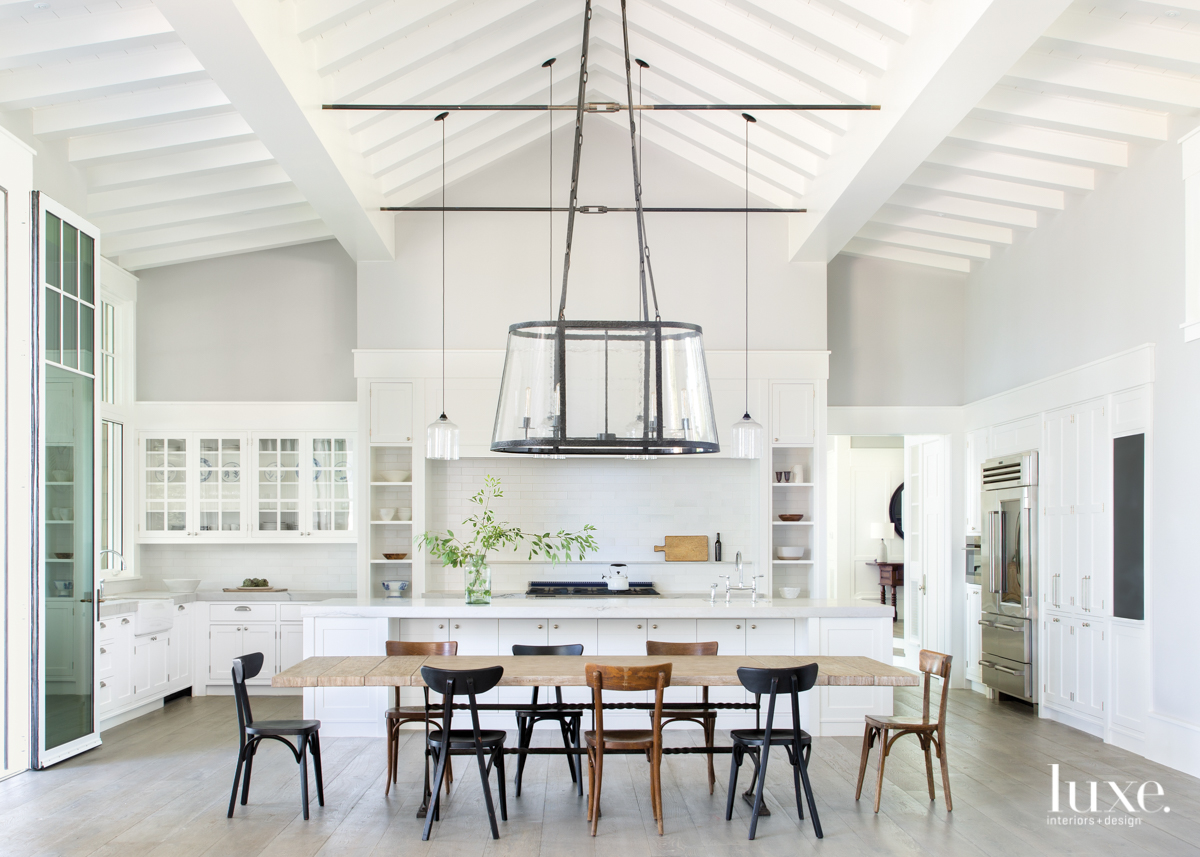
[34,193,101,768]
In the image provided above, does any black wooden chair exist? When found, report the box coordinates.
[512,643,585,797]
[725,663,822,841]
[228,652,324,820]
[421,664,509,841]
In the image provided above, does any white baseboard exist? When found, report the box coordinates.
[1146,712,1200,779]
[1040,703,1104,739]
[100,699,164,731]
[1108,723,1147,757]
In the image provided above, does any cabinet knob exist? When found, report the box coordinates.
[1081,622,1090,627]
[100,622,106,629]
[736,624,741,629]
[652,624,657,629]
[100,681,106,688]
[178,605,185,611]
[454,624,460,629]
[537,624,543,629]
[751,624,757,629]
[1052,617,1060,623]
[100,647,106,654]
[774,437,779,442]
[121,618,129,624]
[151,636,157,641]
[438,624,444,629]
[636,624,642,629]
[553,624,559,629]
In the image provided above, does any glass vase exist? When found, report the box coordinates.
[465,554,492,605]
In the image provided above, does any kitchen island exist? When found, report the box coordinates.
[299,596,894,737]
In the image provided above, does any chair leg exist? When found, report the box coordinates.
[589,748,604,837]
[922,735,936,801]
[422,746,451,841]
[854,724,873,801]
[937,732,953,812]
[298,735,311,821]
[796,747,823,839]
[586,747,596,822]
[725,744,742,821]
[515,715,530,797]
[558,717,579,785]
[572,718,583,796]
[240,739,257,806]
[651,746,664,836]
[873,729,889,813]
[495,745,509,821]
[310,732,325,807]
[704,715,716,795]
[747,745,770,841]
[385,721,395,796]
[789,746,805,822]
[227,744,247,819]
[476,741,501,840]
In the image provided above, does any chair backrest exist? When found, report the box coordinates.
[736,663,819,738]
[646,640,718,656]
[387,639,459,656]
[585,662,672,742]
[918,649,952,725]
[512,643,584,656]
[421,664,505,736]
[231,652,265,740]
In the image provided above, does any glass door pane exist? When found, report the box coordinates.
[100,421,123,573]
[1000,499,1023,606]
[198,437,242,534]
[257,437,300,533]
[310,436,353,532]
[144,437,188,532]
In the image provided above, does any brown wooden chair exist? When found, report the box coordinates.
[855,649,952,813]
[646,640,718,794]
[384,640,458,797]
[584,662,672,836]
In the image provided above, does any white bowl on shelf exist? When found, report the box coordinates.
[377,508,396,521]
[163,578,201,593]
[775,546,805,560]
[380,471,411,483]
[779,587,801,599]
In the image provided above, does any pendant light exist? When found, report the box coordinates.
[730,112,763,460]
[426,111,459,461]
[491,0,719,456]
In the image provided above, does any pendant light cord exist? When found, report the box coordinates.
[620,0,660,323]
[556,0,592,321]
[436,111,449,418]
[743,112,755,418]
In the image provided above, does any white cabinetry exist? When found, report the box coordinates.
[280,623,305,673]
[252,433,355,541]
[369,382,413,443]
[1043,611,1107,722]
[771,383,815,444]
[139,433,248,540]
[965,585,982,683]
[132,633,169,701]
[965,429,988,534]
[98,604,195,726]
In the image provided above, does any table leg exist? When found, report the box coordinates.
[880,584,886,605]
[892,586,898,622]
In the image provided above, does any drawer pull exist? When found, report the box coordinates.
[100,648,106,654]
[438,624,444,629]
[553,624,559,630]
[151,636,158,641]
[178,605,185,611]
[234,606,251,612]
[637,624,642,629]
[100,622,106,629]
[1081,622,1090,627]
[121,618,130,625]
[537,624,543,629]
[751,625,756,629]
[736,624,741,630]
[454,624,460,629]
[99,681,106,688]
[652,624,657,629]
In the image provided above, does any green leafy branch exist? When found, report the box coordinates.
[419,474,598,568]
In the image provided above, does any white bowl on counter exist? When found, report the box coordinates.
[381,580,409,598]
[778,587,801,599]
[775,546,806,560]
[163,578,201,593]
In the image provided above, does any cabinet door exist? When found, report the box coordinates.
[965,587,982,682]
[133,634,168,699]
[279,623,305,673]
[308,434,354,539]
[771,383,815,445]
[195,435,246,538]
[252,435,302,537]
[597,619,648,655]
[549,619,596,705]
[698,619,746,704]
[450,619,499,703]
[110,623,134,711]
[45,601,75,680]
[646,620,697,704]
[167,606,191,687]
[242,624,278,677]
[497,619,549,704]
[399,618,450,642]
[747,620,796,726]
[370,382,413,444]
[142,435,189,535]
[1042,614,1076,709]
[1075,620,1106,719]
[207,624,242,681]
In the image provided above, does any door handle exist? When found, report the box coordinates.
[992,664,1022,676]
[992,624,1023,634]
[978,620,995,628]
[234,606,251,612]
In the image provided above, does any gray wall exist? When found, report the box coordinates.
[827,253,966,406]
[964,117,1200,727]
[137,239,356,401]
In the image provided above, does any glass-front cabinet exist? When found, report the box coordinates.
[138,431,353,542]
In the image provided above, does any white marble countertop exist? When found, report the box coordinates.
[98,590,354,617]
[301,595,893,619]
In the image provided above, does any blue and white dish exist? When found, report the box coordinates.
[198,457,213,483]
[381,579,409,598]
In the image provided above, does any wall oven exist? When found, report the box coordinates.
[979,451,1038,705]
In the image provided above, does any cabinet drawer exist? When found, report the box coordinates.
[280,604,306,622]
[400,618,450,642]
[597,619,648,656]
[97,642,115,678]
[210,603,276,622]
[97,619,116,645]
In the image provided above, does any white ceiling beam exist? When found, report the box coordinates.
[32,80,231,139]
[157,0,394,261]
[87,140,274,191]
[947,116,1128,168]
[314,0,479,75]
[68,113,255,165]
[116,220,335,271]
[1003,52,1200,112]
[904,165,1064,210]
[671,0,890,75]
[103,203,322,254]
[841,237,972,272]
[92,185,308,235]
[295,0,381,41]
[819,0,912,43]
[972,87,1168,142]
[856,222,992,259]
[87,163,293,215]
[887,186,1038,228]
[869,207,1013,244]
[924,143,1094,190]
[788,0,1074,262]
[0,4,176,71]
[1040,7,1200,76]
[0,43,206,109]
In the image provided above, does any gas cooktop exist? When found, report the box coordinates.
[526,581,660,597]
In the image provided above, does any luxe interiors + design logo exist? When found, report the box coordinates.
[1047,764,1169,827]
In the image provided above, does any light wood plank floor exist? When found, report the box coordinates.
[2,689,1197,856]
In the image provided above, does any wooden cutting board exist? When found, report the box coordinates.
[654,536,709,562]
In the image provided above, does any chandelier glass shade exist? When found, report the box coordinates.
[491,319,718,455]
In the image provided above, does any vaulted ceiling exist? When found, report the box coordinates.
[1,0,1193,274]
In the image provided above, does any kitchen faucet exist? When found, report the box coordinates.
[712,551,763,604]
[97,550,126,601]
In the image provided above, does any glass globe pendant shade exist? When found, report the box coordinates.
[730,412,763,459]
[426,413,459,460]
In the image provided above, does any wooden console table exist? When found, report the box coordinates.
[869,561,903,622]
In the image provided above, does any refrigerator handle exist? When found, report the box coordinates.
[1021,506,1034,604]
[987,511,1000,594]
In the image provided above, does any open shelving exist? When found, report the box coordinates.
[769,446,815,597]
[367,444,413,597]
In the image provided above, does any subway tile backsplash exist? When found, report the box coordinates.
[425,457,760,593]
[126,543,357,593]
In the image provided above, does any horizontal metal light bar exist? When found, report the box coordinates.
[325,102,880,112]
[382,206,805,213]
